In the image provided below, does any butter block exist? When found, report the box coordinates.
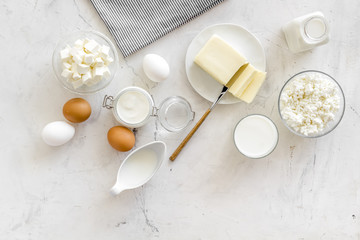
[240,72,267,103]
[194,35,247,85]
[228,64,256,97]
[225,63,249,88]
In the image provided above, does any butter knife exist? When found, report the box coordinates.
[169,85,228,161]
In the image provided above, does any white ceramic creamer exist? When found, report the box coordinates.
[110,141,166,195]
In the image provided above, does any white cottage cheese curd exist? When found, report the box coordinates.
[280,72,340,136]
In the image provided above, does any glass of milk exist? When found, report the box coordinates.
[233,114,278,159]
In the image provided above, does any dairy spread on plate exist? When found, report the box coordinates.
[194,34,266,103]
[194,35,247,86]
[280,72,341,136]
[239,71,267,103]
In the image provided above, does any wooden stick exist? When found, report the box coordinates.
[169,108,211,161]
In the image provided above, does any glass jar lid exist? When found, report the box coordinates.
[157,96,195,132]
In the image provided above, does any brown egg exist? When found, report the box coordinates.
[63,98,91,123]
[107,126,135,152]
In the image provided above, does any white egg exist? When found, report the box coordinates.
[41,121,75,146]
[143,54,170,82]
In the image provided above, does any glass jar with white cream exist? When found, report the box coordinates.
[111,87,154,128]
[103,86,195,131]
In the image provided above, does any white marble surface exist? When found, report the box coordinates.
[1,0,360,239]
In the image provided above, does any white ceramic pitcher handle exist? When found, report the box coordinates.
[110,184,125,196]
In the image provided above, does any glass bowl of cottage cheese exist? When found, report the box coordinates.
[52,30,119,94]
[278,70,345,138]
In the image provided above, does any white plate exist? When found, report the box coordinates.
[185,23,266,104]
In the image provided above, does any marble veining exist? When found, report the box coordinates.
[1,0,360,239]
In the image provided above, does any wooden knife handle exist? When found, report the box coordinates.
[169,108,211,161]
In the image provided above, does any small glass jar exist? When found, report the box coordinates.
[103,86,195,131]
[157,96,195,132]
[283,11,329,53]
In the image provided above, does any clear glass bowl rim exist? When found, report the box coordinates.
[157,95,195,132]
[52,30,119,94]
[278,70,346,138]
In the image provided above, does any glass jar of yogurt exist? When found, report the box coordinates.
[103,86,195,131]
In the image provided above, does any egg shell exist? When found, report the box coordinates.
[107,126,135,152]
[42,121,75,146]
[143,54,170,82]
[63,98,91,123]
